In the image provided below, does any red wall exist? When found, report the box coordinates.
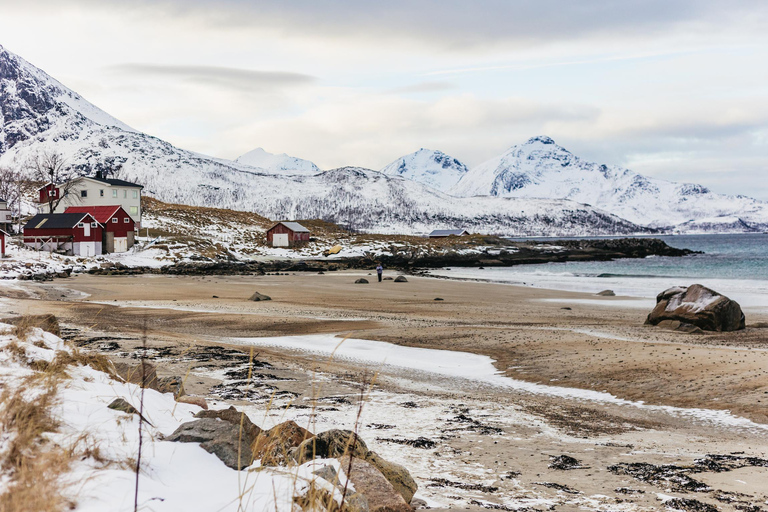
[0,232,5,256]
[103,208,136,236]
[266,224,310,244]
[38,184,60,204]
[24,223,103,243]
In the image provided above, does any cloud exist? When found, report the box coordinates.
[108,63,317,92]
[386,82,458,94]
[105,0,768,50]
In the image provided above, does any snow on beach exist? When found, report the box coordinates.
[229,334,768,434]
[0,325,353,512]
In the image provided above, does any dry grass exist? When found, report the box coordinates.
[0,316,118,511]
[0,370,70,512]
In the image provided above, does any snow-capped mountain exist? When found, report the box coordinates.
[0,44,647,236]
[380,149,468,192]
[235,147,320,175]
[451,136,768,232]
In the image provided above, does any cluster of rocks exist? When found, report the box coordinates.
[165,409,418,512]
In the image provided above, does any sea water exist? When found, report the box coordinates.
[426,233,768,312]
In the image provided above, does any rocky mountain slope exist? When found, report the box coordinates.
[450,136,768,232]
[380,148,468,192]
[0,44,647,236]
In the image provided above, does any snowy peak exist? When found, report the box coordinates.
[380,148,468,192]
[0,44,135,138]
[234,147,320,175]
[452,135,768,231]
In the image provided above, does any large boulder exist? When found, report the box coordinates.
[336,456,413,512]
[646,284,745,332]
[166,418,256,469]
[195,406,261,440]
[290,430,417,503]
[291,429,369,464]
[249,292,271,301]
[253,420,314,466]
[365,451,418,504]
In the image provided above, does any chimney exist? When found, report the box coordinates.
[95,170,103,179]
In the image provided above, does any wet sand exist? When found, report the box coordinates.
[3,271,768,510]
[10,271,768,424]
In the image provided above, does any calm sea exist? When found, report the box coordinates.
[426,234,768,311]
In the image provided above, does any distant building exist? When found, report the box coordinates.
[65,206,136,253]
[428,229,470,238]
[0,198,11,232]
[37,171,144,227]
[23,212,103,256]
[0,229,8,257]
[266,221,310,247]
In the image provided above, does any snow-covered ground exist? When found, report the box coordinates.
[0,325,355,512]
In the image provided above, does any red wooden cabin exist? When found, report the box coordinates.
[266,222,310,247]
[23,213,103,257]
[65,206,136,253]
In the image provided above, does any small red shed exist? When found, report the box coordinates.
[0,229,8,257]
[23,212,103,257]
[266,222,310,247]
[65,206,136,253]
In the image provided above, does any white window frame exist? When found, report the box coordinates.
[112,190,118,198]
[132,190,138,199]
[124,217,130,223]
[112,218,118,223]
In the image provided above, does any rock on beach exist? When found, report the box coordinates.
[646,284,745,332]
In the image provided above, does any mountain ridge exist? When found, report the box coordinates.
[0,43,723,236]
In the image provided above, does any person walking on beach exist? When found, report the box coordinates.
[376,263,383,282]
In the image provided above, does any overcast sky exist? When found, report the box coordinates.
[1,0,767,198]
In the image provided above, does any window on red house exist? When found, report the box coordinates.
[112,218,118,223]
[124,218,130,223]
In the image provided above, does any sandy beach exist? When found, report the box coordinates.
[4,271,768,510]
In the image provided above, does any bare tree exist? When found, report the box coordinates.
[0,166,35,233]
[26,150,79,214]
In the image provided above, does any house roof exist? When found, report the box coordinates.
[82,176,144,188]
[65,205,127,224]
[272,221,310,233]
[36,176,144,191]
[23,213,98,230]
[429,229,469,236]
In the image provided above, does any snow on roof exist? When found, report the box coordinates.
[272,221,310,233]
[82,176,144,188]
[23,213,97,230]
[429,229,469,236]
[65,205,125,224]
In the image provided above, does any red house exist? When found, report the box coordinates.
[65,206,136,253]
[23,213,103,257]
[38,183,61,205]
[266,222,310,247]
[0,229,8,257]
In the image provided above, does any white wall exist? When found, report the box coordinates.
[41,178,142,227]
